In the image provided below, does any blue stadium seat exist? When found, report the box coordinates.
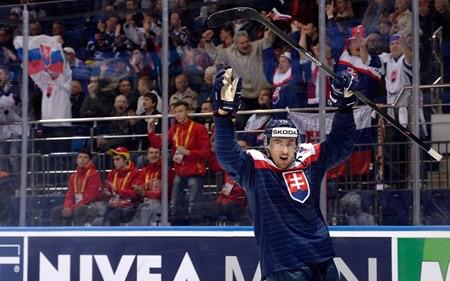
[379,190,412,225]
[421,189,450,225]
[9,195,65,226]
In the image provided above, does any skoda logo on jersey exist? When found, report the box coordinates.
[282,170,310,203]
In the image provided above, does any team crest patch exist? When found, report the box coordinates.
[282,170,310,203]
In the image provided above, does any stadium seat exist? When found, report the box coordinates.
[379,189,412,225]
[421,189,450,225]
[9,195,65,226]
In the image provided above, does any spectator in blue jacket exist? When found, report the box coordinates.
[212,68,357,281]
[263,22,306,119]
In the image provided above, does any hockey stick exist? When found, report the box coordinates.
[207,7,443,162]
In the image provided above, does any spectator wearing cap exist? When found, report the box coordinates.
[378,33,417,126]
[377,33,425,185]
[51,149,105,226]
[130,138,174,225]
[169,73,198,111]
[335,29,384,103]
[148,100,210,225]
[101,146,140,226]
[263,22,306,119]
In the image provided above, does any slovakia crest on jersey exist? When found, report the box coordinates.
[282,170,310,203]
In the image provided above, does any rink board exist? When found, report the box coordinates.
[0,226,447,281]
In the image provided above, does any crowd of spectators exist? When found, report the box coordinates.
[0,0,449,225]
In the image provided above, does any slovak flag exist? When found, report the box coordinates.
[13,35,68,97]
[14,35,72,125]
[289,106,374,178]
[14,35,65,76]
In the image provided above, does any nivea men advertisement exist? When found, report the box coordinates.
[0,229,448,281]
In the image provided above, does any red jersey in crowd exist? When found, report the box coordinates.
[105,161,140,207]
[168,119,210,177]
[64,161,102,211]
[136,159,174,200]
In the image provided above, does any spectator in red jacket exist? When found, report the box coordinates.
[51,149,104,226]
[148,100,210,225]
[102,146,140,226]
[130,136,174,225]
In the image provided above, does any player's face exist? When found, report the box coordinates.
[268,138,297,169]
[76,153,90,168]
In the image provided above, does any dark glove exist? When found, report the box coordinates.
[212,68,242,115]
[330,71,358,109]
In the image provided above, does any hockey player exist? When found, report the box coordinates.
[212,68,357,281]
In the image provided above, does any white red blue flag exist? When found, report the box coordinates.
[14,35,72,124]
[14,35,65,77]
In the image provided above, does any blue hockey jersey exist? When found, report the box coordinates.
[214,111,356,278]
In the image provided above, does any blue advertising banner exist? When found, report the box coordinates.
[28,235,260,281]
[0,237,23,281]
[333,237,391,281]
[0,227,447,281]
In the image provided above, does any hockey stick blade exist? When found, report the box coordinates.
[207,7,443,162]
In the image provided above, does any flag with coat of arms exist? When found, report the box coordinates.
[289,106,374,178]
[14,35,72,125]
